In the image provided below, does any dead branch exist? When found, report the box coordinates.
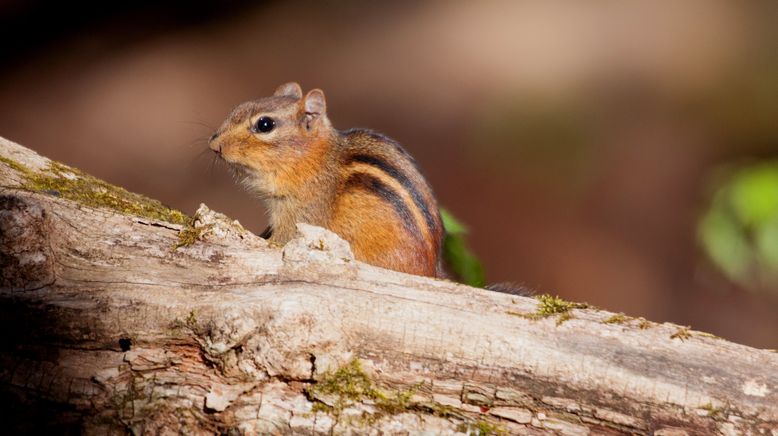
[1,136,776,435]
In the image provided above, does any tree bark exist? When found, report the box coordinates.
[0,136,776,435]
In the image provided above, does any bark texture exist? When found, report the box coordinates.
[0,136,777,435]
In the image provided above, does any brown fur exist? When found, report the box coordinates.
[210,82,443,277]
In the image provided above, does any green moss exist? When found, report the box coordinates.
[373,384,420,415]
[186,310,198,328]
[555,311,572,325]
[603,313,631,324]
[311,402,332,414]
[535,294,588,316]
[510,294,588,325]
[7,158,188,225]
[306,359,424,424]
[308,359,376,405]
[174,220,212,249]
[306,359,381,421]
[602,313,666,332]
[637,317,653,329]
[457,420,506,435]
[699,402,723,419]
[670,326,692,341]
[418,402,466,420]
[0,155,31,174]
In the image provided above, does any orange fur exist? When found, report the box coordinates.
[330,190,433,276]
[341,163,434,246]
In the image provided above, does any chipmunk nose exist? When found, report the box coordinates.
[208,132,221,153]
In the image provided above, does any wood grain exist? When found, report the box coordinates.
[1,136,776,435]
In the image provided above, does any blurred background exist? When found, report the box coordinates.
[1,1,776,347]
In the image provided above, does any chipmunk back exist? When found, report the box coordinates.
[209,82,443,277]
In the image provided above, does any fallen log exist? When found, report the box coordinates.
[0,136,776,435]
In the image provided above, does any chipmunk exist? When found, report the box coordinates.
[209,82,444,277]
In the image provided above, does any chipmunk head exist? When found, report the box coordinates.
[209,82,333,198]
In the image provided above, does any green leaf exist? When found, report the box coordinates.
[755,218,778,269]
[730,163,778,227]
[698,161,778,293]
[440,208,468,235]
[440,208,486,287]
[699,208,750,283]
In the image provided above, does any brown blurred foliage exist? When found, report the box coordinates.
[1,1,777,347]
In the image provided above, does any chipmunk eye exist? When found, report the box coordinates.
[255,116,275,133]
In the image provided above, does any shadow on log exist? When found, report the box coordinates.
[1,136,777,434]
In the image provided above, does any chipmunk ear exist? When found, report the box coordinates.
[274,82,303,99]
[304,89,326,116]
[303,89,327,130]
